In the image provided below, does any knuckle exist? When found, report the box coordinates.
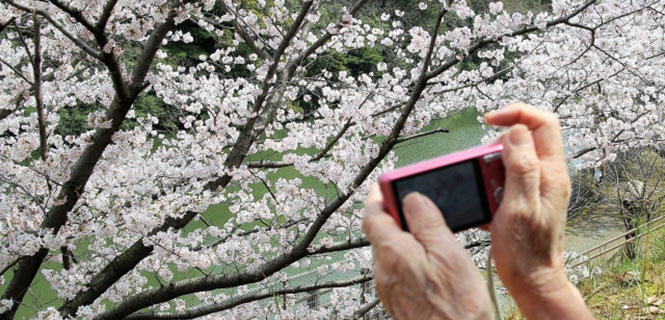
[544,114,561,129]
[508,155,540,175]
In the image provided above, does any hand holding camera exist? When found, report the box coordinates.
[363,103,595,320]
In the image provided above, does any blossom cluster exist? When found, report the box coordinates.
[1,0,664,318]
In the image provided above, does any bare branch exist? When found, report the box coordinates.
[12,19,34,65]
[32,13,47,161]
[246,120,353,169]
[396,128,449,144]
[0,257,25,279]
[0,56,32,85]
[421,9,447,78]
[0,16,16,34]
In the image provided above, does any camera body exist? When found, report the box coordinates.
[379,143,505,233]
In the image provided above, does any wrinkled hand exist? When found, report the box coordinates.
[363,187,492,320]
[484,103,571,294]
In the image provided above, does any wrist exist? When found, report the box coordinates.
[507,271,594,320]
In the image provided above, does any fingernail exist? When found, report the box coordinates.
[509,125,531,146]
[403,192,426,216]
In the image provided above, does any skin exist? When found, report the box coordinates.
[363,103,595,320]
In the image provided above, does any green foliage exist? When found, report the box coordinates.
[128,92,181,132]
[55,103,103,137]
[164,20,217,67]
[55,92,180,137]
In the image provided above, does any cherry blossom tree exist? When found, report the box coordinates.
[0,0,664,319]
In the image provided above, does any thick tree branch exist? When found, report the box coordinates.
[95,12,437,317]
[1,0,103,60]
[47,0,96,31]
[58,211,197,317]
[124,276,373,320]
[64,1,375,317]
[96,0,119,32]
[62,1,331,316]
[2,13,176,320]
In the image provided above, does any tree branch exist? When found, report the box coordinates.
[0,257,25,278]
[0,56,32,85]
[95,12,439,316]
[32,13,47,161]
[124,276,373,320]
[1,0,103,60]
[47,0,96,32]
[246,120,353,169]
[62,1,353,315]
[58,211,197,317]
[396,128,449,144]
[2,13,177,320]
[426,0,599,81]
[247,84,378,170]
[309,238,369,256]
[352,298,381,320]
[287,0,371,76]
[96,0,119,32]
[0,16,15,34]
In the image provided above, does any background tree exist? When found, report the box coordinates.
[0,0,664,319]
[595,148,665,259]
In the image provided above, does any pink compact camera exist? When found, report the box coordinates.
[379,143,505,233]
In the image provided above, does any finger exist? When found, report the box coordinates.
[498,125,541,216]
[484,102,564,162]
[402,192,456,250]
[363,184,403,244]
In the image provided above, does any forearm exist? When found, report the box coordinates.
[510,277,595,320]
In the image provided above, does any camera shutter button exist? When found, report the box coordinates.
[494,186,504,204]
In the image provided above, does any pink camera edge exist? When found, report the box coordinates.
[378,143,505,230]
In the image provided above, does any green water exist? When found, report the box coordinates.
[5,108,486,318]
[394,108,487,166]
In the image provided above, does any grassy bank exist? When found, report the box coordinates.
[507,224,665,319]
[576,225,665,319]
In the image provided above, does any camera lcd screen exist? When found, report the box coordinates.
[392,159,491,233]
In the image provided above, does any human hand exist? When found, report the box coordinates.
[484,103,593,319]
[363,186,492,320]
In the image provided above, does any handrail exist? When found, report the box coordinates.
[569,216,665,268]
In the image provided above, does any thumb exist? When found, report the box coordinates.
[403,192,456,250]
[499,124,541,215]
